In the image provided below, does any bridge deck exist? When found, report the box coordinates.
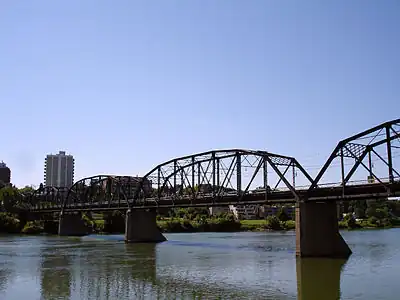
[30,182,400,213]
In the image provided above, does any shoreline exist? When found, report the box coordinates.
[1,226,399,237]
[1,221,399,236]
[1,211,400,235]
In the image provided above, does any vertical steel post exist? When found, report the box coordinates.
[212,152,216,197]
[191,156,195,190]
[236,152,241,196]
[263,157,268,201]
[386,126,394,183]
[173,161,177,193]
[197,162,201,186]
[157,167,161,199]
[368,151,373,179]
[341,148,345,197]
[216,158,220,192]
[292,162,296,188]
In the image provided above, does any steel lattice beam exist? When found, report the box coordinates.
[309,118,400,191]
[129,149,313,208]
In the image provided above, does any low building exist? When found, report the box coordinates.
[209,206,230,216]
[229,205,260,220]
[261,205,295,219]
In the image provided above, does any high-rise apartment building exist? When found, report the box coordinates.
[44,151,75,187]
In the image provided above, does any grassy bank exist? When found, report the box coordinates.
[155,216,296,233]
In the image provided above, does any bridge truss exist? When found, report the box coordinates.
[25,119,400,212]
[61,150,314,210]
[309,119,400,193]
[26,186,69,210]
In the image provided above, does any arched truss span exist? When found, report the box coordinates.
[63,175,141,210]
[130,149,314,207]
[28,186,69,209]
[309,119,400,191]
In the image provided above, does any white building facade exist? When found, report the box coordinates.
[44,151,75,187]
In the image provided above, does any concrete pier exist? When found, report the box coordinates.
[58,213,90,236]
[296,201,352,258]
[125,209,167,243]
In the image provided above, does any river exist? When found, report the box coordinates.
[0,229,399,300]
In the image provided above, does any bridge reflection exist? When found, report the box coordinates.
[40,252,72,299]
[297,258,346,300]
[35,239,347,299]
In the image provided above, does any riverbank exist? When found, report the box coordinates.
[155,218,296,233]
[1,212,400,235]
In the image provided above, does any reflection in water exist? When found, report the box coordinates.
[72,242,261,299]
[40,244,73,299]
[74,243,158,299]
[1,230,400,299]
[296,258,347,300]
[0,268,14,294]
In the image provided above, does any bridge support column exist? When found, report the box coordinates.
[58,212,90,236]
[125,209,167,243]
[296,201,352,258]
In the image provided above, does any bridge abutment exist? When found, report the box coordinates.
[295,201,352,258]
[58,213,91,236]
[125,209,167,243]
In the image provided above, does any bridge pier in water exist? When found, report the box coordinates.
[58,212,91,236]
[296,201,352,258]
[125,209,167,243]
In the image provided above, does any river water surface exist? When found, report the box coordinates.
[0,229,399,299]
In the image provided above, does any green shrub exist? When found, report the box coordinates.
[338,220,347,229]
[164,219,183,232]
[0,213,21,233]
[368,216,379,226]
[343,214,359,229]
[281,220,295,230]
[93,219,105,232]
[21,221,43,234]
[277,208,290,222]
[265,215,281,230]
[391,218,400,226]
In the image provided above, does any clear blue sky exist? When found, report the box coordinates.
[1,0,399,187]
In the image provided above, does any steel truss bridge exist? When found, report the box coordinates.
[19,119,400,213]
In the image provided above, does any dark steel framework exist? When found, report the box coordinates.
[309,119,400,194]
[63,175,141,210]
[61,150,313,210]
[26,185,69,209]
[25,118,400,212]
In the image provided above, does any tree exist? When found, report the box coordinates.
[18,186,35,195]
[351,200,367,218]
[265,215,281,230]
[343,213,358,229]
[0,186,19,211]
[277,207,290,221]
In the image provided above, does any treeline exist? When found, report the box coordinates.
[157,208,241,232]
[156,207,296,233]
[338,199,400,229]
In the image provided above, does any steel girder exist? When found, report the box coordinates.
[309,118,400,192]
[128,149,313,207]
